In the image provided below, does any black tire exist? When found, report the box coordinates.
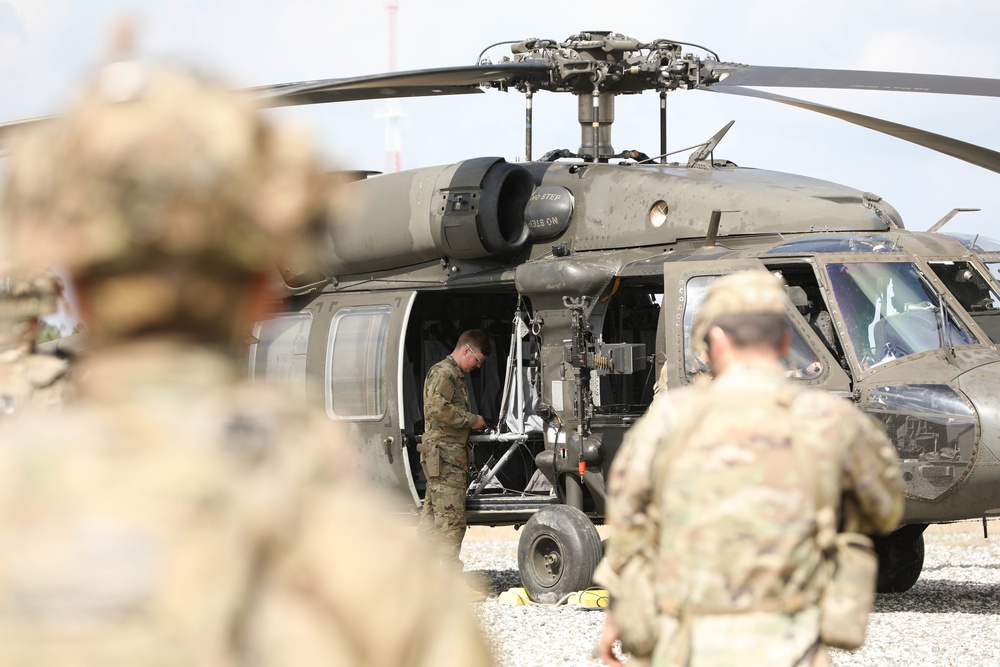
[875,525,926,593]
[518,505,604,604]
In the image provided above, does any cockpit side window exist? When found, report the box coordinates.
[681,276,715,378]
[929,261,1000,343]
[986,262,1000,288]
[680,274,823,382]
[767,262,849,372]
[825,262,977,369]
[786,329,824,380]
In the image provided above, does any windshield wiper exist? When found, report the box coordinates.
[936,289,958,363]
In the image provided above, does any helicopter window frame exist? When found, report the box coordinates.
[926,259,1000,346]
[249,312,313,400]
[325,305,392,421]
[947,233,1000,254]
[766,235,901,255]
[927,260,1000,314]
[679,274,828,384]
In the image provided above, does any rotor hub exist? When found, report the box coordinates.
[501,31,714,95]
[491,32,718,161]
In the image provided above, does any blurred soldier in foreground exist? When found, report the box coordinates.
[0,51,492,666]
[0,267,70,416]
[595,270,904,667]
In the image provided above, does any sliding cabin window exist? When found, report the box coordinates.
[326,306,391,419]
[249,313,313,399]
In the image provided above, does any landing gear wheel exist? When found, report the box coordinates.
[518,505,604,604]
[875,524,927,593]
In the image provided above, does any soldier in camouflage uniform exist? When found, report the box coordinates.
[596,270,904,667]
[0,53,492,666]
[0,267,70,416]
[419,330,490,573]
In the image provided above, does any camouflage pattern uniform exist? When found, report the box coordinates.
[0,343,492,666]
[0,56,492,667]
[0,270,71,417]
[419,354,477,568]
[596,271,904,667]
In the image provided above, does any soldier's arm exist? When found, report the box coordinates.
[842,410,906,535]
[424,369,476,430]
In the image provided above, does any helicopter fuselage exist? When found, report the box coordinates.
[251,157,1000,593]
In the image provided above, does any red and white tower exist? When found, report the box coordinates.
[380,0,403,173]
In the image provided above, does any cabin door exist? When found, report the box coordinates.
[318,291,418,500]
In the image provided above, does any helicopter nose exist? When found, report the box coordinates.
[958,362,1000,463]
[956,362,1000,516]
[867,382,976,503]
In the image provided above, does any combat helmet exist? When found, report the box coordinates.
[692,270,788,354]
[1,57,326,343]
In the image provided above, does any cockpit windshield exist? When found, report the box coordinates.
[947,234,1000,253]
[825,262,977,369]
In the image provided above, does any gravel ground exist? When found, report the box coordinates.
[462,523,1000,667]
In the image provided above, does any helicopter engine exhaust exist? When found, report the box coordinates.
[312,157,534,279]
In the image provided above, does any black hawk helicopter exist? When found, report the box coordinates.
[27,31,1000,601]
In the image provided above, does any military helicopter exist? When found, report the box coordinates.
[21,31,1000,601]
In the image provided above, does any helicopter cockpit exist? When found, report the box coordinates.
[656,233,999,531]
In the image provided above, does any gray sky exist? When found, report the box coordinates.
[2,0,999,238]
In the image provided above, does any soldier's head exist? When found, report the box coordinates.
[692,270,790,372]
[453,329,491,372]
[0,266,62,351]
[1,59,325,348]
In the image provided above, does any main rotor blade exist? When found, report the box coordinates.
[253,61,553,107]
[0,115,55,142]
[707,85,1000,174]
[711,64,1000,97]
[0,62,555,138]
